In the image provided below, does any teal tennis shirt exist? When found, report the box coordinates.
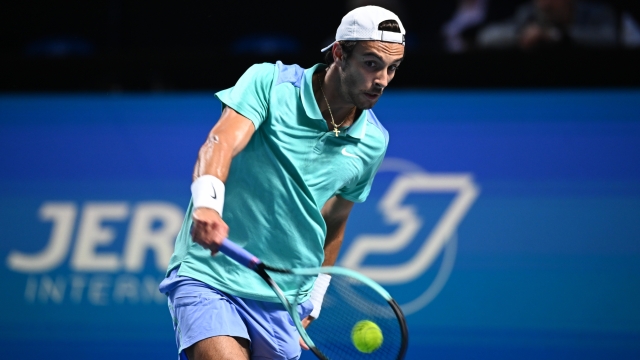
[166,61,389,303]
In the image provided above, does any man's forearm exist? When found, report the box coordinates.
[193,132,234,182]
[192,106,256,182]
[321,196,355,266]
[322,220,347,266]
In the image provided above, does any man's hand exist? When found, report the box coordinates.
[299,316,314,350]
[190,207,229,255]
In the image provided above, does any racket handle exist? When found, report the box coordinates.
[219,238,262,270]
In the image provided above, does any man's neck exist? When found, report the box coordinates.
[313,65,359,131]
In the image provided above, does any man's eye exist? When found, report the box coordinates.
[365,61,376,68]
[389,65,398,72]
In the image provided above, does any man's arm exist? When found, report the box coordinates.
[190,106,255,254]
[321,195,355,266]
[193,106,255,181]
[299,195,354,349]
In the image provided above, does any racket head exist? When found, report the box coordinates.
[291,266,409,360]
[218,240,408,359]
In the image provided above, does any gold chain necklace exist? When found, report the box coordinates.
[320,83,346,137]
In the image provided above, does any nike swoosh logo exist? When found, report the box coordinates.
[341,148,359,159]
[211,184,217,199]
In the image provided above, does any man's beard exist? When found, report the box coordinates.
[339,64,378,110]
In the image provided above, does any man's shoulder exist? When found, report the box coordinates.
[243,61,310,89]
[364,109,389,148]
[273,61,306,88]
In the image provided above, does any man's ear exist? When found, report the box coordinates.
[333,42,344,66]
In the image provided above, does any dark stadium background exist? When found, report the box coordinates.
[2,1,640,360]
[2,0,640,91]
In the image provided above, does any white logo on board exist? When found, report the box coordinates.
[339,158,480,314]
[5,202,184,305]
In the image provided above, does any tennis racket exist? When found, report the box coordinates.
[218,238,409,360]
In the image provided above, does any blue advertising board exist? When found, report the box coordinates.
[1,90,639,359]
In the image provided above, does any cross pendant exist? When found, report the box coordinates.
[333,127,340,137]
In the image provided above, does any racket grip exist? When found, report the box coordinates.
[218,238,262,270]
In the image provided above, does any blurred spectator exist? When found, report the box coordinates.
[440,0,531,52]
[477,0,619,50]
[442,0,489,52]
[621,11,640,47]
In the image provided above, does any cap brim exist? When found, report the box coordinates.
[320,41,336,53]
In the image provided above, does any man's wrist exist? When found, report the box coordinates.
[309,273,331,319]
[191,175,225,216]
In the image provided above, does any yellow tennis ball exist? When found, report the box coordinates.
[351,320,383,353]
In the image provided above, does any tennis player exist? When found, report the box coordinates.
[159,6,405,360]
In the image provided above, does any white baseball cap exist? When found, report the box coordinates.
[321,5,406,52]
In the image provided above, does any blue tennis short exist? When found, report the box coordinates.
[159,267,314,360]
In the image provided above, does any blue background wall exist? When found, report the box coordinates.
[1,91,639,359]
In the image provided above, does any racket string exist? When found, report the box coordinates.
[302,274,404,359]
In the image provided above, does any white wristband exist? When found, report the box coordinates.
[309,273,331,319]
[191,175,225,216]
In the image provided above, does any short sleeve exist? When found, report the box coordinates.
[338,150,387,203]
[215,63,276,129]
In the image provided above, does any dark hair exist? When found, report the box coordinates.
[324,19,402,65]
